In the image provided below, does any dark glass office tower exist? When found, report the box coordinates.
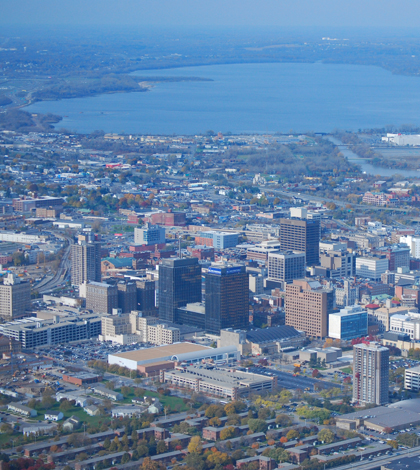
[205,264,249,335]
[158,258,202,322]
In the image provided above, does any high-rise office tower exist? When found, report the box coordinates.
[205,263,249,335]
[71,236,101,287]
[136,280,157,315]
[117,281,137,313]
[353,342,389,405]
[268,251,306,283]
[0,273,31,320]
[280,216,320,266]
[285,279,334,338]
[158,258,201,322]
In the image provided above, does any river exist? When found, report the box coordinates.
[25,61,420,136]
[327,136,417,178]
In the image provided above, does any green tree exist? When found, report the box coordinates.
[59,399,72,412]
[156,440,167,454]
[248,419,268,433]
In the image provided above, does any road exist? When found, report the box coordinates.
[36,234,72,294]
[333,446,420,470]
[248,367,338,391]
[262,186,411,213]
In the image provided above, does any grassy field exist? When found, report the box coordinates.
[118,389,189,413]
[340,367,352,374]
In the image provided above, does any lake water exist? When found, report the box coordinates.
[25,62,420,135]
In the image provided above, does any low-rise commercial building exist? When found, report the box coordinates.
[62,372,102,386]
[108,343,239,371]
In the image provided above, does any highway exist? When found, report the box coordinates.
[262,185,411,213]
[332,446,420,470]
[36,234,72,294]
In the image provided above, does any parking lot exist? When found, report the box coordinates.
[390,358,420,370]
[248,367,339,391]
[42,340,145,364]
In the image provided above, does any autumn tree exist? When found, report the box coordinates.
[220,427,236,440]
[318,429,335,444]
[286,429,300,441]
[188,436,202,454]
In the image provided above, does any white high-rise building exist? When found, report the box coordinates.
[400,235,420,259]
[353,342,389,406]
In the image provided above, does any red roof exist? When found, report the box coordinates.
[365,304,380,309]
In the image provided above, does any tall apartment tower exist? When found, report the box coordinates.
[0,273,31,320]
[280,216,320,266]
[205,264,249,335]
[285,279,334,338]
[353,342,389,405]
[158,258,202,323]
[268,251,306,283]
[71,237,101,287]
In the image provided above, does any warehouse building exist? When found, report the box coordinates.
[336,398,420,432]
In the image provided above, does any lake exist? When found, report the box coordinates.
[25,62,420,135]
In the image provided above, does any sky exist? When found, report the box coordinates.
[1,0,420,29]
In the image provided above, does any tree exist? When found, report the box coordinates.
[220,427,236,440]
[258,407,271,420]
[121,386,132,396]
[275,414,293,427]
[312,369,320,378]
[188,436,202,454]
[156,440,167,454]
[59,399,72,412]
[318,429,334,444]
[0,423,12,433]
[142,457,158,470]
[121,453,131,464]
[205,404,225,418]
[224,403,236,415]
[279,436,288,444]
[105,381,115,390]
[76,452,89,461]
[42,394,55,409]
[286,429,300,441]
[67,433,84,448]
[388,440,398,449]
[248,419,268,433]
[209,417,222,427]
[12,251,25,266]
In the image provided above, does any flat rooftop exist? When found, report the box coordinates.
[111,343,210,362]
[166,365,274,388]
